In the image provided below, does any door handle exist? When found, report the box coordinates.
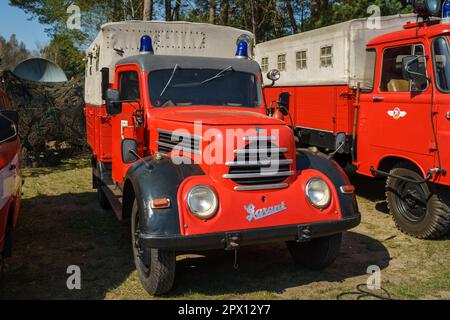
[372,96,384,102]
[447,111,450,120]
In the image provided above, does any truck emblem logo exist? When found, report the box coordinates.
[244,202,287,222]
[388,108,407,120]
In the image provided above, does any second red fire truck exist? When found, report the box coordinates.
[84,21,360,295]
[258,2,450,240]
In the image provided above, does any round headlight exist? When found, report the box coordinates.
[187,185,219,219]
[306,178,332,209]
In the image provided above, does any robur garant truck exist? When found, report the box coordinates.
[0,89,21,272]
[257,1,450,240]
[84,21,360,295]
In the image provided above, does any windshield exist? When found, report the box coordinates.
[148,68,261,108]
[432,36,450,92]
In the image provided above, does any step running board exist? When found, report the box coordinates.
[101,185,123,221]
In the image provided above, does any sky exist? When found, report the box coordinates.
[0,1,50,52]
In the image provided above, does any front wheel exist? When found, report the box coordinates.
[131,200,176,296]
[286,233,342,270]
[386,167,450,239]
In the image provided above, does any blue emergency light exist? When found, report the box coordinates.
[235,41,249,59]
[443,0,450,19]
[140,35,154,54]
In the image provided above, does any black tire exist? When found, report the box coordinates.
[2,212,13,258]
[286,233,342,270]
[97,184,111,210]
[2,225,13,258]
[131,200,175,296]
[386,167,450,239]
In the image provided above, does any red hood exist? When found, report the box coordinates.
[154,107,284,126]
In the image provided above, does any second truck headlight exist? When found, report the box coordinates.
[306,178,331,209]
[187,185,219,219]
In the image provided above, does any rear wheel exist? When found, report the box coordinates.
[131,200,175,296]
[286,233,342,270]
[386,167,450,239]
[97,184,111,210]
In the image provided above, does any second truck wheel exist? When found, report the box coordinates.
[386,167,450,239]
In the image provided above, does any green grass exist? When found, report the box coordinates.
[0,157,449,300]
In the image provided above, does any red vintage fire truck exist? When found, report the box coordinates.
[84,22,360,295]
[259,1,450,240]
[0,90,21,272]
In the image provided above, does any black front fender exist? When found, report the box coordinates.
[124,157,204,237]
[296,149,359,219]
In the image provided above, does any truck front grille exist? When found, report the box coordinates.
[224,142,294,191]
[157,129,201,155]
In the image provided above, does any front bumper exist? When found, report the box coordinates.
[139,214,361,251]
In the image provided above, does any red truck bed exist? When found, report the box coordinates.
[264,85,356,146]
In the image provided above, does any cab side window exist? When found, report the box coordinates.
[380,44,428,92]
[119,71,140,101]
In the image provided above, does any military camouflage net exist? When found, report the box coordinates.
[1,71,87,166]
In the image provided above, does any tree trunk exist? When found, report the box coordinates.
[300,0,305,32]
[209,0,216,24]
[310,0,320,25]
[286,0,297,34]
[112,0,122,21]
[143,0,153,21]
[165,0,172,21]
[219,0,230,25]
[173,0,181,21]
[250,0,256,42]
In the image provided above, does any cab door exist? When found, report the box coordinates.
[111,67,145,185]
[431,36,450,186]
[357,42,435,175]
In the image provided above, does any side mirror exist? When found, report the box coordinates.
[402,55,426,81]
[122,139,138,164]
[0,111,19,143]
[278,92,291,116]
[266,69,281,87]
[105,88,122,116]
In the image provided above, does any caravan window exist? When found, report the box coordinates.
[296,51,307,69]
[320,46,333,67]
[277,54,286,71]
[261,57,269,72]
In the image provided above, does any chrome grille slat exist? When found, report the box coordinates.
[244,136,277,142]
[226,159,293,167]
[234,183,289,191]
[234,148,288,155]
[224,171,294,179]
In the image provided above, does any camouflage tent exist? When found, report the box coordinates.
[0,71,86,166]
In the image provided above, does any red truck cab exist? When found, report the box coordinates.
[260,9,450,240]
[0,91,21,271]
[84,22,360,295]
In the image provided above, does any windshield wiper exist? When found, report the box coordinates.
[200,66,234,85]
[160,64,179,97]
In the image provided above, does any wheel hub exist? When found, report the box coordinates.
[396,181,427,223]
